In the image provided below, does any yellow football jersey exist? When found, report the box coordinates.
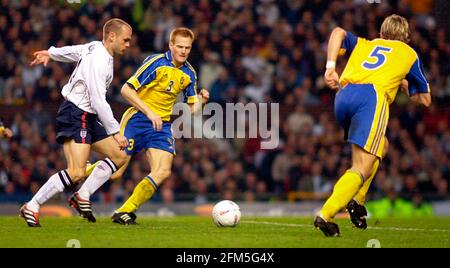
[339,32,430,104]
[126,51,198,121]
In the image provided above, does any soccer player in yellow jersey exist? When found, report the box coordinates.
[315,14,431,236]
[82,27,209,224]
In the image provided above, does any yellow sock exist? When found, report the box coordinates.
[320,170,363,221]
[353,160,380,205]
[85,161,100,177]
[117,176,158,213]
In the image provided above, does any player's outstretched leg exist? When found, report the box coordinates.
[314,215,340,237]
[20,168,78,227]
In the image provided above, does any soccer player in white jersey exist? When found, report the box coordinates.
[20,19,132,227]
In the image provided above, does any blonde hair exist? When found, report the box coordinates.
[169,27,195,44]
[103,18,131,40]
[380,14,410,43]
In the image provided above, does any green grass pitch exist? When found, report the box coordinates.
[1,216,449,248]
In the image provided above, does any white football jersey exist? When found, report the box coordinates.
[48,41,119,135]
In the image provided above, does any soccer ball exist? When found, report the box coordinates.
[212,200,241,227]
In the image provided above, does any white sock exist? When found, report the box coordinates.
[28,170,73,213]
[77,158,117,200]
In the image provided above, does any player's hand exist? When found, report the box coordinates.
[30,50,50,67]
[324,68,340,90]
[148,113,163,132]
[3,128,13,139]
[113,133,129,150]
[199,89,210,104]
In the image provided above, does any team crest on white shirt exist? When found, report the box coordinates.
[80,129,87,138]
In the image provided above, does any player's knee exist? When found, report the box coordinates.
[109,153,128,168]
[154,168,171,181]
[67,167,86,182]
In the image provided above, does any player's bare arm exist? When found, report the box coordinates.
[418,93,432,107]
[324,27,347,90]
[400,79,432,107]
[30,50,50,67]
[410,92,432,107]
[121,83,163,131]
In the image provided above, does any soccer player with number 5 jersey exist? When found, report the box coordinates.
[315,14,432,236]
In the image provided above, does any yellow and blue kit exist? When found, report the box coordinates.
[335,32,430,158]
[121,51,199,155]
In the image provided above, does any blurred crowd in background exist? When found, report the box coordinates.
[0,0,449,207]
